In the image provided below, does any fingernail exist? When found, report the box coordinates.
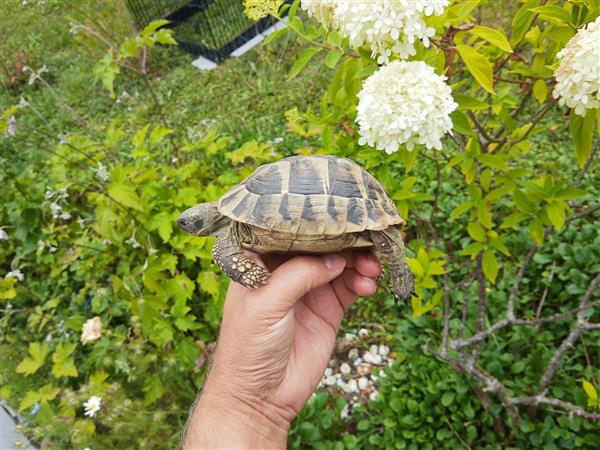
[322,254,345,271]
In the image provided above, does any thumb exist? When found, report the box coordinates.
[254,254,346,313]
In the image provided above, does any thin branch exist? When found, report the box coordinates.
[575,139,598,188]
[536,274,600,395]
[511,396,600,420]
[441,269,451,358]
[471,254,488,360]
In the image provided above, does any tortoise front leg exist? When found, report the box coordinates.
[369,228,415,303]
[212,225,270,289]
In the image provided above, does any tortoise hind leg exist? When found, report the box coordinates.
[213,225,270,289]
[369,227,415,303]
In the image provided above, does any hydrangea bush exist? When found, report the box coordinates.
[1,0,600,448]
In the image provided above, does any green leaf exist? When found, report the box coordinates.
[583,380,598,400]
[142,19,170,37]
[288,47,321,80]
[325,49,343,69]
[0,277,17,300]
[501,212,527,228]
[478,154,508,171]
[51,343,78,378]
[262,27,289,46]
[529,6,572,25]
[570,110,595,168]
[450,201,474,220]
[546,202,565,230]
[450,110,473,135]
[511,0,539,45]
[441,392,455,406]
[16,342,49,375]
[143,374,165,405]
[477,204,493,229]
[456,45,495,94]
[154,28,177,46]
[353,65,378,80]
[93,52,120,98]
[528,218,545,244]
[468,26,513,52]
[532,79,548,104]
[107,183,145,212]
[118,38,138,60]
[454,94,488,111]
[468,222,487,242]
[482,249,499,283]
[149,126,173,144]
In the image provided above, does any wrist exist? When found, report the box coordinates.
[184,381,290,449]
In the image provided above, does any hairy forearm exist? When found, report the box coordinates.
[183,383,289,450]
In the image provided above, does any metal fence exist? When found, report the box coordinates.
[125,0,290,62]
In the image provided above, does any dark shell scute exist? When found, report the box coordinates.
[250,195,272,222]
[328,158,362,198]
[246,165,282,195]
[289,158,326,195]
[301,196,318,222]
[279,194,292,221]
[327,196,338,221]
[232,193,252,218]
[347,197,365,225]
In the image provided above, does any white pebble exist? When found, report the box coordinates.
[340,363,352,375]
[370,344,378,354]
[358,376,369,390]
[378,345,390,356]
[342,379,359,393]
[358,328,369,338]
[353,357,363,367]
[363,351,383,365]
[344,333,358,342]
[348,348,359,360]
[324,376,337,386]
[369,390,379,401]
[324,367,333,377]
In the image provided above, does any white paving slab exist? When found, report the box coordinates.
[0,405,35,450]
[191,19,289,70]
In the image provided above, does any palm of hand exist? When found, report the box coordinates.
[211,251,380,422]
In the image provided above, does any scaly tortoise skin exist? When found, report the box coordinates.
[177,155,415,302]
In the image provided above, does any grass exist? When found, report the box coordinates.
[1,0,329,154]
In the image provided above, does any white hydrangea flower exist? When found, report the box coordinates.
[81,316,102,344]
[83,395,102,417]
[302,0,449,63]
[0,228,8,240]
[357,60,457,153]
[553,17,600,116]
[301,0,337,28]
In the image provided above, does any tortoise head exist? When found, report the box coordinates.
[177,202,226,236]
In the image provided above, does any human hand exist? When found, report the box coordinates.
[183,250,381,449]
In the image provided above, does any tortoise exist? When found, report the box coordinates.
[177,155,415,301]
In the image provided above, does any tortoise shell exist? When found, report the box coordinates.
[217,155,404,236]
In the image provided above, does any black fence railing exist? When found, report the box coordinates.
[125,0,291,62]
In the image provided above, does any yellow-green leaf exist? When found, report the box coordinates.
[482,249,499,283]
[325,49,343,69]
[468,222,487,242]
[533,79,548,104]
[546,202,565,230]
[51,343,78,378]
[570,110,596,168]
[583,380,598,400]
[288,47,321,80]
[456,45,495,94]
[16,342,49,375]
[407,258,425,278]
[107,183,145,212]
[450,201,474,220]
[469,26,513,53]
